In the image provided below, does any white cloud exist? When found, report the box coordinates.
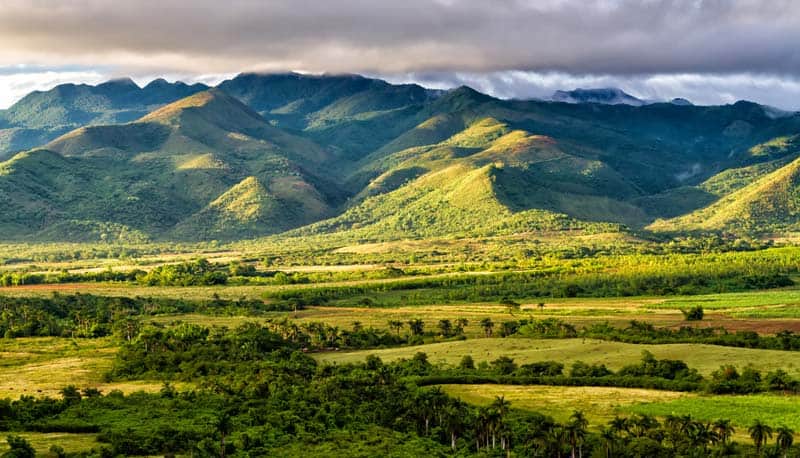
[0,69,106,109]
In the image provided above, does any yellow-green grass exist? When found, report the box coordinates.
[0,432,100,456]
[441,384,691,425]
[315,338,800,377]
[626,394,800,431]
[0,337,188,398]
[653,289,800,311]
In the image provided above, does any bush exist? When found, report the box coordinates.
[681,306,704,321]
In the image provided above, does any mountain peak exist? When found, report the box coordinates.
[552,87,645,106]
[137,88,261,126]
[97,77,139,90]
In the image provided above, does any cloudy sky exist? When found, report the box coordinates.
[1,0,800,109]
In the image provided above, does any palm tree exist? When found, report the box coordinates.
[776,426,794,457]
[599,427,616,458]
[387,320,403,335]
[442,402,466,451]
[487,396,511,449]
[438,319,453,337]
[749,420,774,455]
[609,416,630,436]
[712,419,735,445]
[407,318,424,336]
[567,411,588,458]
[455,317,469,335]
[480,317,494,337]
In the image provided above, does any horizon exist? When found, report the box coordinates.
[2,70,798,113]
[2,1,800,110]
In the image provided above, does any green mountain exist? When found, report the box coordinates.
[0,78,208,159]
[650,151,800,235]
[218,73,439,161]
[0,89,339,241]
[2,73,800,242]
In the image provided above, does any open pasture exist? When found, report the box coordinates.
[441,384,691,425]
[315,338,800,376]
[0,337,187,398]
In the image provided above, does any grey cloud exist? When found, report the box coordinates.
[1,0,800,76]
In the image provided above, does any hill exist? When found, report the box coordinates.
[650,154,800,234]
[0,89,340,241]
[2,73,800,242]
[0,78,208,159]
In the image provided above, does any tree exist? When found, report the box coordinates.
[443,401,467,451]
[3,436,35,458]
[490,396,511,450]
[438,319,453,337]
[387,320,404,335]
[599,427,617,458]
[458,355,475,370]
[749,420,774,455]
[712,418,735,445]
[454,318,469,335]
[215,412,233,458]
[681,305,704,321]
[407,319,424,336]
[480,318,494,337]
[60,385,82,404]
[567,411,588,458]
[776,426,794,457]
[490,356,517,375]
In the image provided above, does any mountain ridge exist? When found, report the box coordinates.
[1,74,800,242]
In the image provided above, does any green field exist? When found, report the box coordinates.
[0,337,188,398]
[441,384,691,425]
[316,337,800,376]
[626,394,800,430]
[0,433,100,456]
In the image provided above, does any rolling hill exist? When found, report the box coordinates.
[0,89,341,241]
[1,73,800,242]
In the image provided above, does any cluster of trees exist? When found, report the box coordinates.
[0,294,290,339]
[422,350,800,395]
[478,316,800,352]
[0,327,795,457]
[0,259,416,289]
[579,320,800,351]
[267,249,798,307]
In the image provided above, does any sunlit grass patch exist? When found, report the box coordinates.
[442,384,691,425]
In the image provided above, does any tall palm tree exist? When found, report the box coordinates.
[749,420,774,455]
[599,428,616,458]
[776,426,794,457]
[407,318,424,336]
[712,419,735,445]
[567,411,589,458]
[443,402,466,451]
[609,416,630,436]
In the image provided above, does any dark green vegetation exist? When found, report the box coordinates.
[1,73,800,241]
[0,321,798,457]
[3,73,800,456]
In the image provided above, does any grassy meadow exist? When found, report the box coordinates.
[1,241,800,454]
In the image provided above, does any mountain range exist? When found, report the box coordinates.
[1,72,799,242]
